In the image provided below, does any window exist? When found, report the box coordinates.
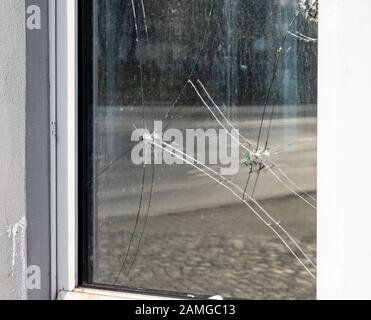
[79,0,317,299]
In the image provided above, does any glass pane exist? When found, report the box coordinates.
[84,0,318,299]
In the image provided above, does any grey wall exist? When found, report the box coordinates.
[0,0,27,300]
[25,0,51,300]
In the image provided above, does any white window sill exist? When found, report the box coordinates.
[58,288,179,300]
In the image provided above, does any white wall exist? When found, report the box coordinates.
[318,0,371,299]
[0,0,27,300]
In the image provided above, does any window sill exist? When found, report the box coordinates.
[58,288,179,300]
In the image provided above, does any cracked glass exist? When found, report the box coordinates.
[80,0,318,299]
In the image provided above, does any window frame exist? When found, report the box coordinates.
[54,0,183,300]
[53,0,371,300]
[54,0,78,294]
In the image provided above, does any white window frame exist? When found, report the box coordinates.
[54,0,77,294]
[52,0,371,300]
[52,0,176,300]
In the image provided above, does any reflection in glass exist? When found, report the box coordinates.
[86,0,317,299]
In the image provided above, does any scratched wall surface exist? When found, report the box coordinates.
[0,0,27,300]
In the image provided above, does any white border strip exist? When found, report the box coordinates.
[318,0,371,300]
[56,0,77,293]
[49,0,57,300]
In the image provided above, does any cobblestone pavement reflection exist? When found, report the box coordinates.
[95,195,316,300]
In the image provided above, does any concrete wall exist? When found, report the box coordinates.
[25,0,51,300]
[0,0,27,300]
